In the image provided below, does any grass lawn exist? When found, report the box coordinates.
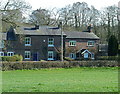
[2,67,118,92]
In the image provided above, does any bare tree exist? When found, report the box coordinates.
[0,0,31,32]
[29,8,51,25]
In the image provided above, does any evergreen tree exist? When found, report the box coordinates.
[108,35,118,56]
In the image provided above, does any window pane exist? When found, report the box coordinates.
[0,52,4,56]
[88,41,94,46]
[25,37,31,45]
[7,52,14,56]
[48,51,53,59]
[70,53,76,59]
[69,41,76,46]
[25,51,30,59]
[48,38,54,46]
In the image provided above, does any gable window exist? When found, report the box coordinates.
[87,41,94,46]
[25,51,31,59]
[0,52,4,56]
[69,53,76,59]
[25,37,31,46]
[7,52,14,56]
[48,51,54,60]
[48,38,54,47]
[69,41,76,46]
[0,40,4,48]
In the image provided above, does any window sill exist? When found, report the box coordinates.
[25,44,31,46]
[48,45,54,47]
[25,58,30,60]
[48,58,54,61]
[87,45,94,47]
[69,45,76,47]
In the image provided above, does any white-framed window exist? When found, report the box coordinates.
[0,40,4,48]
[48,51,54,60]
[25,51,31,59]
[0,52,4,56]
[7,52,14,56]
[69,53,76,59]
[87,41,95,46]
[48,38,54,47]
[25,37,31,46]
[69,41,76,46]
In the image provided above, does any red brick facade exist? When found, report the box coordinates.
[65,39,99,59]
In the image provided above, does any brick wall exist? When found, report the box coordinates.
[65,39,99,57]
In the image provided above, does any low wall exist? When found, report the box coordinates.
[0,60,119,71]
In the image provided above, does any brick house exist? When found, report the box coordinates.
[1,26,66,61]
[65,31,99,60]
[0,25,99,61]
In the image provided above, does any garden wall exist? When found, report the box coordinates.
[0,60,119,71]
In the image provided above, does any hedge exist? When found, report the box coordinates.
[0,60,119,71]
[97,56,120,60]
[0,55,23,62]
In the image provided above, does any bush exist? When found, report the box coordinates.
[13,55,23,61]
[1,55,23,62]
[97,56,119,60]
[64,57,74,61]
[1,60,118,71]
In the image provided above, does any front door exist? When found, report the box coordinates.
[33,53,38,61]
[84,53,88,59]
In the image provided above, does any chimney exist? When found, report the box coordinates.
[35,25,39,29]
[87,24,93,33]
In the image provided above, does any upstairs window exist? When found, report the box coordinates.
[69,41,76,46]
[48,38,54,47]
[0,52,4,56]
[25,51,31,59]
[7,52,14,56]
[87,41,95,47]
[25,37,31,46]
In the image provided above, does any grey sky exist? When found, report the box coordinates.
[25,0,120,10]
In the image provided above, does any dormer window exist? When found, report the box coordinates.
[25,37,31,46]
[48,38,54,47]
[87,41,94,47]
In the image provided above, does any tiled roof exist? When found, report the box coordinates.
[14,26,99,39]
[15,26,66,36]
[65,31,99,39]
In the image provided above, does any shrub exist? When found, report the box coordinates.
[97,56,119,60]
[13,55,23,61]
[64,57,74,61]
[1,60,118,71]
[108,35,119,56]
[1,55,23,62]
[1,56,16,61]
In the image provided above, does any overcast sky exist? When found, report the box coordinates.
[25,0,120,10]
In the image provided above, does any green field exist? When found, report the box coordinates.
[2,67,118,92]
